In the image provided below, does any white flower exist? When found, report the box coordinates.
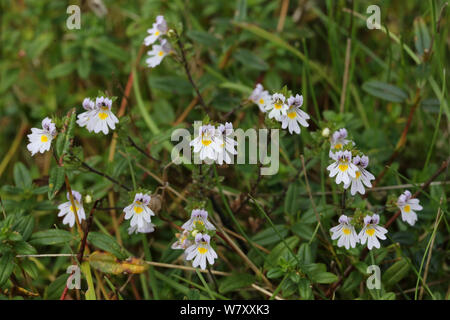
[190,125,221,161]
[79,97,119,135]
[322,127,330,137]
[330,215,358,249]
[344,155,375,195]
[185,233,218,270]
[146,39,172,68]
[397,190,422,226]
[144,15,168,46]
[329,128,353,158]
[281,94,310,134]
[76,98,96,129]
[128,221,155,235]
[123,193,155,228]
[171,230,191,250]
[327,150,358,185]
[26,117,57,156]
[265,93,288,121]
[358,215,388,250]
[57,190,86,228]
[215,122,238,165]
[249,84,271,112]
[181,209,216,231]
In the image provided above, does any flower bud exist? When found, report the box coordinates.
[84,194,92,204]
[322,127,330,137]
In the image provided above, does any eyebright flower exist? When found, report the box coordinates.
[215,122,238,165]
[265,93,288,121]
[26,117,57,156]
[124,193,155,228]
[344,155,375,195]
[128,221,155,235]
[358,215,388,250]
[144,15,168,46]
[76,98,96,128]
[171,230,191,250]
[190,125,220,161]
[146,38,172,68]
[78,97,119,135]
[249,83,271,112]
[281,94,310,134]
[330,215,358,249]
[182,209,216,231]
[57,190,86,228]
[185,233,218,270]
[330,128,351,151]
[397,190,422,226]
[327,150,358,185]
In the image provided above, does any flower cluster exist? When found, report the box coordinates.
[330,214,388,250]
[396,190,422,226]
[171,209,218,270]
[77,96,119,135]
[27,96,119,158]
[144,15,172,68]
[123,193,156,234]
[249,84,310,135]
[326,128,375,196]
[190,122,238,163]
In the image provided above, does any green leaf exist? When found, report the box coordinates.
[46,273,69,300]
[87,232,128,260]
[362,81,409,103]
[297,243,313,264]
[413,17,431,58]
[264,236,299,269]
[47,62,76,79]
[382,258,410,287]
[13,162,32,189]
[81,261,96,300]
[0,252,14,287]
[233,49,268,70]
[291,223,314,241]
[14,241,37,255]
[77,58,91,79]
[20,259,39,279]
[219,273,254,294]
[30,229,74,246]
[310,271,338,284]
[48,165,65,200]
[186,30,220,47]
[284,183,301,215]
[13,215,35,241]
[381,292,396,300]
[298,278,313,300]
[88,38,128,62]
[251,225,289,246]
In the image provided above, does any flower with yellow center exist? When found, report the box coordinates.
[81,96,119,135]
[57,190,86,228]
[185,233,218,270]
[182,209,216,231]
[144,15,168,46]
[343,155,375,196]
[146,39,172,68]
[124,193,155,228]
[190,124,221,162]
[330,215,358,249]
[249,84,271,113]
[397,190,422,226]
[27,117,57,156]
[358,215,387,250]
[327,151,358,185]
[265,93,288,121]
[280,94,310,135]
